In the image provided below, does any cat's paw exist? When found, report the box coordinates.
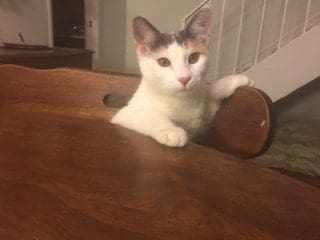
[212,74,254,99]
[230,74,254,88]
[153,127,188,147]
[220,74,254,91]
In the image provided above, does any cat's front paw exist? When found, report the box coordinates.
[153,127,188,147]
[230,74,254,88]
[212,74,254,99]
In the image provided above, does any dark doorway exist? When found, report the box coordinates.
[52,0,85,49]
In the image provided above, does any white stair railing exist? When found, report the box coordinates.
[186,0,320,100]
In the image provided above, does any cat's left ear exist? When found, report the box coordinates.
[185,7,212,44]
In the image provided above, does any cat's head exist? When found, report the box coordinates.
[133,8,212,93]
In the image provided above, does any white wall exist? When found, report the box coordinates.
[99,0,127,72]
[0,0,52,47]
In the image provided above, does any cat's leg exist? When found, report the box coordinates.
[111,106,188,147]
[210,74,254,100]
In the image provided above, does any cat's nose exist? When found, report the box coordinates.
[178,76,191,87]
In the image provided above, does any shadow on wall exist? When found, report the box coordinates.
[0,0,35,14]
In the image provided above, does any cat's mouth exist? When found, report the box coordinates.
[183,81,197,90]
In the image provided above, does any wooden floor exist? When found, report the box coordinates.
[0,65,320,240]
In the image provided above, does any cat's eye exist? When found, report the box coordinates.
[188,52,200,64]
[157,58,171,67]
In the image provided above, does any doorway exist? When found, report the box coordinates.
[51,0,85,49]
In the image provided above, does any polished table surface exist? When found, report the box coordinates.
[0,65,320,240]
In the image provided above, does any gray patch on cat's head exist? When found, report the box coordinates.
[149,32,175,50]
[133,8,212,51]
[160,31,209,48]
[132,19,190,51]
[174,30,195,45]
[148,31,197,50]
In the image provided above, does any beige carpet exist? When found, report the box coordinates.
[251,119,320,177]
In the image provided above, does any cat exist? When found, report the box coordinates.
[111,7,254,147]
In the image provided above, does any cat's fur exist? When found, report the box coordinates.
[111,8,254,147]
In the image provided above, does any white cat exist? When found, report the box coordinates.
[111,8,254,147]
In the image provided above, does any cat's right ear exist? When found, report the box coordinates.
[133,17,160,55]
[185,7,212,45]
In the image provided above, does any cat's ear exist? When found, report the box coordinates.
[133,16,160,54]
[185,7,212,44]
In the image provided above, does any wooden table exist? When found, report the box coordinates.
[0,47,92,69]
[0,65,319,240]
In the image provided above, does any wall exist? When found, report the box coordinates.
[99,0,127,72]
[0,0,52,47]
